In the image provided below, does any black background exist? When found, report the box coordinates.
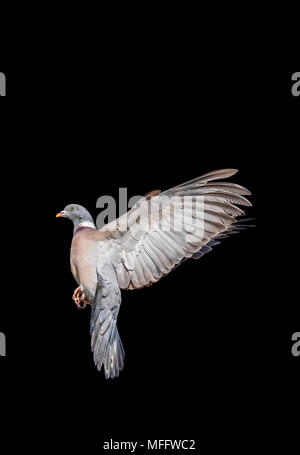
[0,22,299,453]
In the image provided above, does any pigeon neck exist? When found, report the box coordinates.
[73,218,96,229]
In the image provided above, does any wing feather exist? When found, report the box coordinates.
[97,169,252,289]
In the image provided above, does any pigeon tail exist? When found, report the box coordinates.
[90,285,124,379]
[104,324,125,379]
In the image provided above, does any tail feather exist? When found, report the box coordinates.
[90,284,124,379]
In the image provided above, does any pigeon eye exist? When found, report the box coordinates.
[71,207,75,211]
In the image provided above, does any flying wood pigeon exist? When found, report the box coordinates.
[56,169,252,379]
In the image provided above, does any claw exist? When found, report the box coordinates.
[72,287,88,309]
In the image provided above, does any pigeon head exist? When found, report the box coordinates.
[56,204,96,228]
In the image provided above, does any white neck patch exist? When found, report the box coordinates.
[79,220,96,229]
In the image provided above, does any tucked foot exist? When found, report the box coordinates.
[72,287,87,309]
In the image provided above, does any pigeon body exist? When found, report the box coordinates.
[70,226,99,303]
[56,169,252,378]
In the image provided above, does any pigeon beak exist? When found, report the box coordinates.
[56,210,67,218]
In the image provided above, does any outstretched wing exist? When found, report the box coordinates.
[97,169,252,290]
